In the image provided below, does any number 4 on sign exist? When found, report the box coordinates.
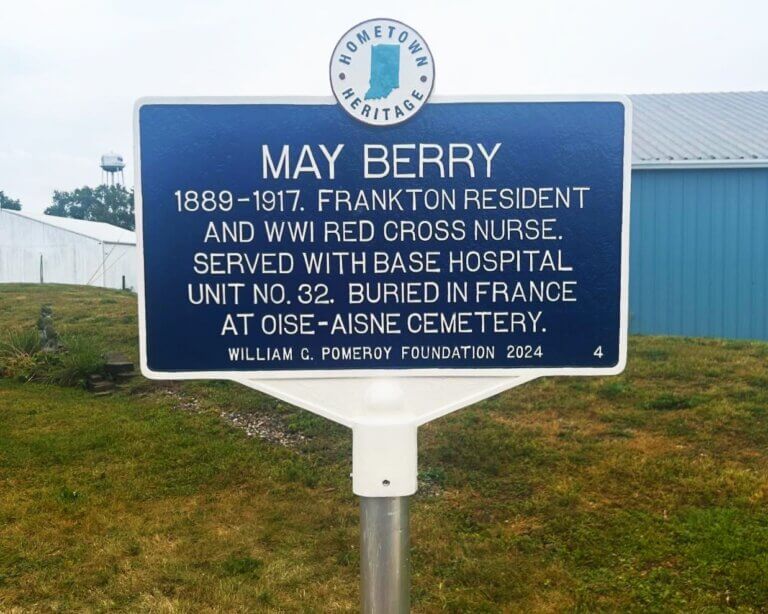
[594,346,603,358]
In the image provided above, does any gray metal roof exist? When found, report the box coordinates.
[630,91,768,168]
[1,209,136,245]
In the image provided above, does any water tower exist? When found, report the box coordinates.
[100,152,125,186]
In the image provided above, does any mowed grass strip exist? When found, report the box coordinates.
[1,284,768,611]
[0,380,360,612]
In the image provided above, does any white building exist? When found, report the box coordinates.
[0,209,137,290]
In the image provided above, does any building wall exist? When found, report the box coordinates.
[630,167,768,340]
[100,243,137,290]
[0,212,137,290]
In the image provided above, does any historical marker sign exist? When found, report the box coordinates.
[136,20,632,609]
[135,96,630,379]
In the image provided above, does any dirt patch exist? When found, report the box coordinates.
[161,388,306,449]
[624,431,682,457]
[221,409,306,448]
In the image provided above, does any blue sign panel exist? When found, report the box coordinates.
[135,98,630,378]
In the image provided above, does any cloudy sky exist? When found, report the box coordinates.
[2,0,766,214]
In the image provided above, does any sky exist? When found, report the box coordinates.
[1,0,767,214]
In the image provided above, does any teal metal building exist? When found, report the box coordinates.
[629,92,768,340]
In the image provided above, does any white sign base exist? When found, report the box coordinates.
[236,376,538,496]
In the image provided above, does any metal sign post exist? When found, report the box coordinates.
[134,90,631,608]
[353,384,414,612]
[361,496,410,613]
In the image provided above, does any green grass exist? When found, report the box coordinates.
[1,284,768,611]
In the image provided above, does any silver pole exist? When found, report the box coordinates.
[360,496,410,614]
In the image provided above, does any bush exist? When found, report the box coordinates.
[45,336,106,386]
[1,328,42,356]
[0,329,48,381]
[0,328,105,386]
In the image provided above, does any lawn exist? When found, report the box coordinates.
[1,284,768,612]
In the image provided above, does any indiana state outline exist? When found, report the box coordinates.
[365,44,400,100]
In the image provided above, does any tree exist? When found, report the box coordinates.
[45,185,135,230]
[0,190,22,211]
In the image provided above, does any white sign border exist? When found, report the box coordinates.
[134,94,632,381]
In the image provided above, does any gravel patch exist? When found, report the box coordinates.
[162,388,306,449]
[221,410,306,448]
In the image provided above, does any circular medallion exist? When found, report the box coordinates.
[330,18,435,126]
